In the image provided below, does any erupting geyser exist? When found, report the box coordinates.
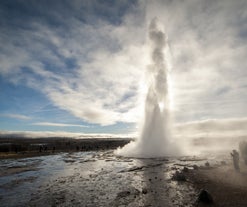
[115,18,179,158]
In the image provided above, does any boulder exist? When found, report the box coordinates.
[116,187,140,198]
[116,190,130,198]
[197,189,213,204]
[142,188,148,194]
[171,171,186,181]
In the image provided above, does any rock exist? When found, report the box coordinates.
[193,165,199,170]
[171,171,186,181]
[116,187,140,198]
[197,189,213,204]
[119,166,144,173]
[205,162,210,167]
[142,188,148,194]
[182,167,189,172]
[117,190,130,198]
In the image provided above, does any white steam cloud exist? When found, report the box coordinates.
[115,18,180,158]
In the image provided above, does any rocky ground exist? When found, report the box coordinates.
[187,161,247,207]
[0,150,246,207]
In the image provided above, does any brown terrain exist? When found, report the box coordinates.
[187,162,247,207]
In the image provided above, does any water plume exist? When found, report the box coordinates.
[115,18,179,158]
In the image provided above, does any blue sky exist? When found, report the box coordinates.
[1,0,247,137]
[0,0,141,134]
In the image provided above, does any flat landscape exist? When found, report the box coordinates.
[1,138,247,207]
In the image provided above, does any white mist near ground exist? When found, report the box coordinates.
[115,18,180,158]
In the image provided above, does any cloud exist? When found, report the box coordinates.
[174,117,247,138]
[0,113,31,120]
[32,122,90,128]
[0,0,147,126]
[0,130,133,139]
[1,0,247,127]
[146,0,247,122]
[172,117,247,154]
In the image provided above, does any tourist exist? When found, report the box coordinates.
[230,150,240,171]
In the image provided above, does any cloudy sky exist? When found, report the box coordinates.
[1,0,247,137]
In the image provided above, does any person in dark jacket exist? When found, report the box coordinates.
[231,149,240,171]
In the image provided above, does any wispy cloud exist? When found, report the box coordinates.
[0,0,247,127]
[0,113,31,120]
[32,122,90,128]
[0,0,146,126]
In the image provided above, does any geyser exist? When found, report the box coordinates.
[115,18,179,158]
